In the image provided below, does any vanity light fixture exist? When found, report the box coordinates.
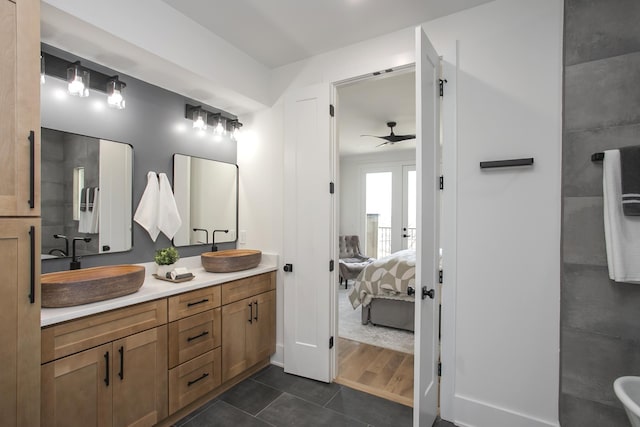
[106,76,126,109]
[228,119,243,141]
[185,104,238,138]
[40,55,45,85]
[41,51,128,109]
[67,62,90,97]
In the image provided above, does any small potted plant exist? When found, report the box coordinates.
[154,246,180,277]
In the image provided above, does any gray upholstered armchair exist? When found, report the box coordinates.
[338,235,374,288]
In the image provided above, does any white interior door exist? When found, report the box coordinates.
[414,26,440,426]
[283,83,333,382]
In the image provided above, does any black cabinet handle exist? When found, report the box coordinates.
[187,298,209,307]
[187,331,209,342]
[283,263,293,272]
[29,226,35,304]
[254,300,258,321]
[187,372,209,387]
[118,346,124,380]
[104,351,110,386]
[248,303,253,324]
[28,131,35,209]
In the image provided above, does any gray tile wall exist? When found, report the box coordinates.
[562,1,640,425]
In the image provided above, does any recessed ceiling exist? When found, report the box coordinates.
[338,70,415,156]
[160,0,495,68]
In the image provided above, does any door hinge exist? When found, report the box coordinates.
[330,104,335,117]
[438,362,442,377]
[439,269,443,284]
[329,182,335,194]
[329,336,334,349]
[329,259,334,272]
[439,175,444,190]
[439,79,447,97]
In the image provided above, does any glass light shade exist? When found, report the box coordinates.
[193,110,207,130]
[67,65,90,97]
[214,118,226,135]
[107,79,126,109]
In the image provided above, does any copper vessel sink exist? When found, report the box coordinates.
[41,265,145,308]
[201,249,262,273]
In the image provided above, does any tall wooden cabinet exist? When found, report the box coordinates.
[0,0,41,426]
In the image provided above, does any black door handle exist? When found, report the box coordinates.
[423,287,435,300]
[283,263,293,272]
[29,226,36,304]
[28,131,35,209]
[407,286,415,296]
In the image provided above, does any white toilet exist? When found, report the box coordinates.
[614,377,640,427]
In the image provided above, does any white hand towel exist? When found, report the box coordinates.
[89,187,100,234]
[603,149,640,283]
[78,187,91,233]
[134,172,160,242]
[157,173,182,240]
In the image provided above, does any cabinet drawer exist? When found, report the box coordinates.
[168,347,221,415]
[41,299,167,363]
[168,286,221,322]
[221,272,276,305]
[168,308,221,368]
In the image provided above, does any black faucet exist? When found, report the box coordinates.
[70,237,92,270]
[53,234,69,257]
[212,229,229,252]
[193,228,209,245]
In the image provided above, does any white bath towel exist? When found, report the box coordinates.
[89,187,100,234]
[157,173,182,240]
[78,187,99,233]
[134,172,160,242]
[603,149,640,283]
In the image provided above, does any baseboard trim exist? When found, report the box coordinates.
[453,394,559,427]
[270,343,284,367]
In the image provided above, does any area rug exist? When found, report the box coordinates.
[338,285,414,354]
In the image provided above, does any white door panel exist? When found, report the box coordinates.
[283,84,332,382]
[414,25,440,426]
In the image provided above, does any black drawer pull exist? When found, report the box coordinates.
[28,130,35,209]
[187,298,209,307]
[187,372,209,387]
[29,226,36,304]
[118,346,124,380]
[248,302,253,324]
[187,331,209,342]
[254,300,258,321]
[104,351,110,386]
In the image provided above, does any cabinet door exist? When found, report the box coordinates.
[112,326,168,427]
[247,290,276,366]
[221,297,251,382]
[41,343,112,427]
[0,219,40,427]
[0,0,40,216]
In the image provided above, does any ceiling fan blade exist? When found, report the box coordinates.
[360,134,387,140]
[387,134,416,143]
[375,141,390,148]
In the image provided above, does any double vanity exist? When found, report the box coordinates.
[40,253,277,427]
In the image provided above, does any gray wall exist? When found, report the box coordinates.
[41,45,237,273]
[561,1,640,425]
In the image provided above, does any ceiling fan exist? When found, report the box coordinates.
[361,121,416,147]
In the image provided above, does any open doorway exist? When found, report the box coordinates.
[334,69,416,407]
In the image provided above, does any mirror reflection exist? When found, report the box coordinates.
[41,128,133,259]
[172,154,238,247]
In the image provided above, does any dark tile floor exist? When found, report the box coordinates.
[174,365,456,427]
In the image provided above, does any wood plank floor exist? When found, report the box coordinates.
[335,337,414,407]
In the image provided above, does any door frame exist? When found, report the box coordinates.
[328,50,458,422]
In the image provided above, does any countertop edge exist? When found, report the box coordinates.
[41,253,279,327]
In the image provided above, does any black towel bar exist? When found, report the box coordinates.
[479,158,534,169]
[591,152,604,162]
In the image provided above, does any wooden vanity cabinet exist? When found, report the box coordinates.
[41,301,168,427]
[221,272,276,382]
[0,0,40,217]
[167,287,222,414]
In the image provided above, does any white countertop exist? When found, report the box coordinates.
[41,253,279,327]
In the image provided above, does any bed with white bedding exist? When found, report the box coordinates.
[347,249,416,332]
